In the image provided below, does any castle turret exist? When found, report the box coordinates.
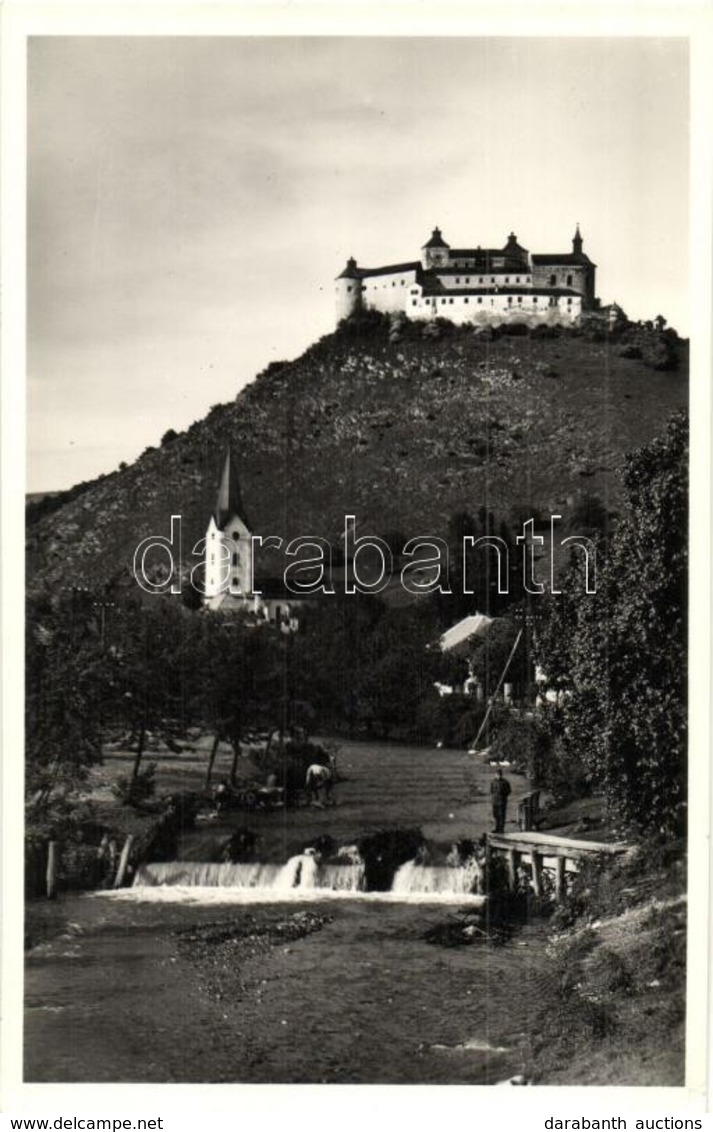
[421,227,450,270]
[335,257,362,322]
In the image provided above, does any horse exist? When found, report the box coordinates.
[305,763,334,806]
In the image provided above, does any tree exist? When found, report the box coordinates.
[26,591,113,804]
[536,413,688,837]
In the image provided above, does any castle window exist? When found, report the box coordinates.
[466,278,470,284]
[507,296,512,304]
[479,277,483,284]
[412,300,417,306]
[505,277,510,283]
[566,274,573,286]
[449,298,454,304]
[477,297,483,304]
[516,277,520,283]
[232,552,238,566]
[491,277,495,283]
[441,299,446,304]
[400,280,405,285]
[549,274,556,286]
[567,298,572,305]
[533,296,538,303]
[464,297,469,303]
[346,285,352,292]
[392,281,396,286]
[232,531,239,541]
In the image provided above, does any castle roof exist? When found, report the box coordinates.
[422,227,449,249]
[213,448,251,531]
[531,253,596,267]
[355,261,421,279]
[337,257,361,280]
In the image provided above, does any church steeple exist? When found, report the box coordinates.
[572,224,583,257]
[214,448,249,530]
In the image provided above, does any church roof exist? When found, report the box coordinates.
[213,449,251,531]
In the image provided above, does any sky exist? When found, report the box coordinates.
[27,36,690,492]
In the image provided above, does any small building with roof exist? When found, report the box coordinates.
[335,226,597,326]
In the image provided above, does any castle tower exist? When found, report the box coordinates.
[204,449,254,608]
[421,227,450,269]
[335,257,362,322]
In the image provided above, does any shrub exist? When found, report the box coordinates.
[112,762,157,807]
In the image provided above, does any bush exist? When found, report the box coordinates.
[161,428,179,446]
[112,763,157,807]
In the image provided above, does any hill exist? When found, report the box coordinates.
[26,314,688,597]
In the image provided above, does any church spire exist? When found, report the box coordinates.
[573,224,583,256]
[214,448,249,530]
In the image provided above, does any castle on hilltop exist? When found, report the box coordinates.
[335,226,597,326]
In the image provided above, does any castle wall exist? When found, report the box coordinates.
[532,263,593,304]
[404,290,582,325]
[435,271,533,290]
[359,269,419,313]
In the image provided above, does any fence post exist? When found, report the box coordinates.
[46,841,58,899]
[113,835,135,889]
[554,855,566,900]
[531,850,543,897]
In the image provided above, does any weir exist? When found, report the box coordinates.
[129,851,484,904]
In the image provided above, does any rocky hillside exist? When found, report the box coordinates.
[26,314,688,596]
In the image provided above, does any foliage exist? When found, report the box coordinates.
[111,762,157,807]
[25,591,117,802]
[535,413,687,837]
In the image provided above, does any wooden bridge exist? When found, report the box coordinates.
[485,830,630,899]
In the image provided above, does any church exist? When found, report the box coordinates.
[336,226,597,326]
[203,450,302,630]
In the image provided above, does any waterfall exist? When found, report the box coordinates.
[134,853,364,893]
[135,861,283,888]
[119,847,484,905]
[392,859,482,896]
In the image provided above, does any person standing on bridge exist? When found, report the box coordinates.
[490,768,512,833]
